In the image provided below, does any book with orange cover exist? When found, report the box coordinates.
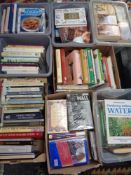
[80,49,89,84]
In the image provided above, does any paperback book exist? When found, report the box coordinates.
[67,93,93,130]
[47,99,68,133]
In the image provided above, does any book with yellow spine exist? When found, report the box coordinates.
[80,49,89,84]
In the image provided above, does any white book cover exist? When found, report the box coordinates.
[12,3,17,33]
[55,7,87,27]
[1,9,6,34]
[55,49,62,84]
[4,7,10,33]
[104,99,131,145]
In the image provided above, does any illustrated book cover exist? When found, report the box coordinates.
[17,8,46,33]
[67,93,93,130]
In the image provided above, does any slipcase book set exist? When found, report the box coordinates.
[0,0,131,174]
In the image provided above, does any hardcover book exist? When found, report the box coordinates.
[17,8,46,33]
[104,99,131,145]
[67,93,93,130]
[55,8,87,27]
[66,50,83,85]
[47,100,68,133]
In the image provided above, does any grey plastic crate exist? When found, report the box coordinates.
[51,2,94,48]
[0,3,51,36]
[93,89,131,164]
[90,0,131,47]
[0,35,52,78]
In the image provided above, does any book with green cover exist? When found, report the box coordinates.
[85,48,96,86]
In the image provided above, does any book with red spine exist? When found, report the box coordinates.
[0,132,44,139]
[60,48,68,84]
[102,56,111,87]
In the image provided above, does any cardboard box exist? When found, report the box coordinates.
[45,92,100,174]
[53,46,121,92]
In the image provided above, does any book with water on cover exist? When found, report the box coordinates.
[67,93,93,130]
[104,99,131,145]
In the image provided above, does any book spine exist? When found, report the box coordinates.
[67,50,83,85]
[0,145,32,153]
[3,112,43,121]
[98,50,104,82]
[93,49,103,84]
[17,8,21,33]
[60,48,68,84]
[1,52,41,57]
[102,56,110,84]
[107,56,116,88]
[85,48,95,85]
[0,140,33,145]
[6,45,44,49]
[0,126,44,133]
[6,87,41,92]
[1,9,6,34]
[90,49,97,84]
[6,91,42,96]
[0,132,43,139]
[4,7,10,33]
[12,3,17,33]
[55,49,62,84]
[8,4,14,33]
[80,49,88,84]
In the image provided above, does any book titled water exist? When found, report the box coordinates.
[17,8,46,33]
[105,100,131,145]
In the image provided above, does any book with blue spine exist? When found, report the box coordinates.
[3,111,43,121]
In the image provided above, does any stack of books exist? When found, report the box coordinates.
[46,93,98,169]
[0,78,45,160]
[0,45,45,75]
[54,7,90,44]
[93,2,131,41]
[55,48,116,91]
[1,4,46,34]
